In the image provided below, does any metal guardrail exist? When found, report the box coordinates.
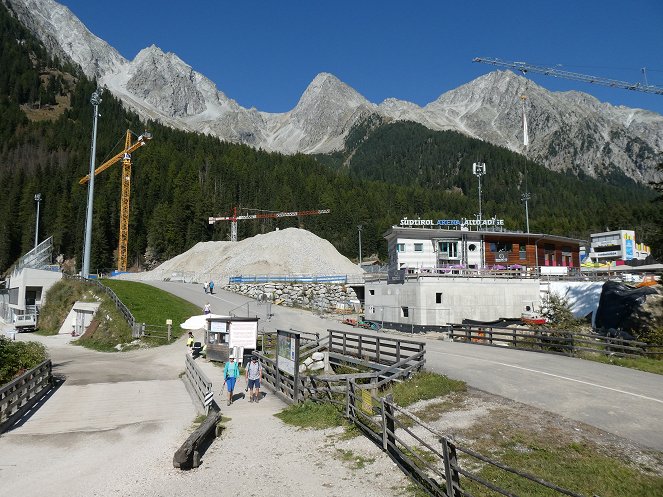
[229,274,353,284]
[449,324,663,359]
[184,354,214,412]
[0,360,53,433]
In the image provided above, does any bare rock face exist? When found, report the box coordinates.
[8,0,663,183]
[125,46,206,118]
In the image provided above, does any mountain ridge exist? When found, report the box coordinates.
[7,0,663,183]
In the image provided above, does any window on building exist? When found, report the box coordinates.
[414,243,423,252]
[401,306,409,318]
[369,289,375,296]
[436,293,442,304]
[438,241,458,258]
[396,243,405,252]
[490,242,512,252]
[468,243,477,252]
[519,243,527,260]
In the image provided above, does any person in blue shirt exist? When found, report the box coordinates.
[223,354,240,406]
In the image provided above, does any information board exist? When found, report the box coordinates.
[277,332,296,375]
[229,320,258,349]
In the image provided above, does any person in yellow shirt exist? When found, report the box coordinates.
[186,331,194,348]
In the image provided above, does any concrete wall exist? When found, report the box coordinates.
[364,277,540,327]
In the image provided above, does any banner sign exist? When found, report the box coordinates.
[400,217,504,229]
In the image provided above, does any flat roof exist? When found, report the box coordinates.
[384,226,586,245]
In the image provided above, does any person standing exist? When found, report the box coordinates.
[203,302,211,315]
[186,331,194,348]
[223,354,240,406]
[203,281,209,294]
[209,280,215,294]
[245,355,262,403]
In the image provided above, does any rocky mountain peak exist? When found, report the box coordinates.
[8,0,126,78]
[8,0,663,183]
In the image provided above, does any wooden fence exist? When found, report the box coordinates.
[346,379,586,497]
[184,354,214,412]
[449,324,663,359]
[0,360,53,433]
[256,329,425,405]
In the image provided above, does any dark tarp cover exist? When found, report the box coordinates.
[594,281,657,338]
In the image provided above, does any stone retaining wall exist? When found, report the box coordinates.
[224,283,358,312]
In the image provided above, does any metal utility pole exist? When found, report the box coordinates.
[521,192,531,233]
[472,162,486,224]
[82,89,102,279]
[34,193,42,249]
[357,225,363,266]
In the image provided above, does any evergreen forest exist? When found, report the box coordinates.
[0,2,660,275]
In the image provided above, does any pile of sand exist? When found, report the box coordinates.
[120,228,363,281]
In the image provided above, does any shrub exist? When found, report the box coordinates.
[0,337,47,384]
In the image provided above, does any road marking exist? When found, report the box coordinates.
[429,350,663,404]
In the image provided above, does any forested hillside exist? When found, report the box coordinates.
[0,1,660,275]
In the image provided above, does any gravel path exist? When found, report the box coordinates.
[0,323,409,497]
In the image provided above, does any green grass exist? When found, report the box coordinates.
[576,351,663,375]
[463,432,663,497]
[101,279,199,335]
[384,371,466,407]
[37,279,100,335]
[275,400,347,429]
[37,279,200,351]
[335,449,375,470]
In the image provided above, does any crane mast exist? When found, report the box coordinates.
[209,207,331,242]
[473,57,663,95]
[80,129,152,272]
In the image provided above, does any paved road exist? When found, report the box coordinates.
[153,281,663,451]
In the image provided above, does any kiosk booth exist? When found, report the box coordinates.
[205,316,259,363]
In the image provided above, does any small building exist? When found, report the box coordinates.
[0,237,62,325]
[588,230,651,265]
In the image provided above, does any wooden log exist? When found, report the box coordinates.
[173,409,222,470]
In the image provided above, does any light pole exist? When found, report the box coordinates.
[82,89,102,279]
[521,192,531,233]
[357,225,363,266]
[472,162,486,224]
[34,193,42,249]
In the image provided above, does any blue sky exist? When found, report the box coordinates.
[59,0,663,115]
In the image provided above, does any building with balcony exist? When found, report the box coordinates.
[588,230,651,265]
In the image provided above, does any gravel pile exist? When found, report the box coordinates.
[120,228,364,281]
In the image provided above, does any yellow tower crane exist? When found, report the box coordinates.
[79,129,152,272]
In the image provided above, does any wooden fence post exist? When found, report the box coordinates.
[167,319,172,342]
[381,397,388,450]
[345,379,351,418]
[441,437,462,497]
[384,394,396,456]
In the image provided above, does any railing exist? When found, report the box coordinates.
[184,354,214,412]
[0,360,53,433]
[136,323,172,341]
[449,324,663,359]
[229,274,354,284]
[257,330,425,405]
[11,237,53,277]
[346,380,586,497]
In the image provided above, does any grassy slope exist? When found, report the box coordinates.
[101,279,199,338]
[37,279,199,351]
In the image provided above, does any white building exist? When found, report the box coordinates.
[0,237,62,326]
[588,230,651,264]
